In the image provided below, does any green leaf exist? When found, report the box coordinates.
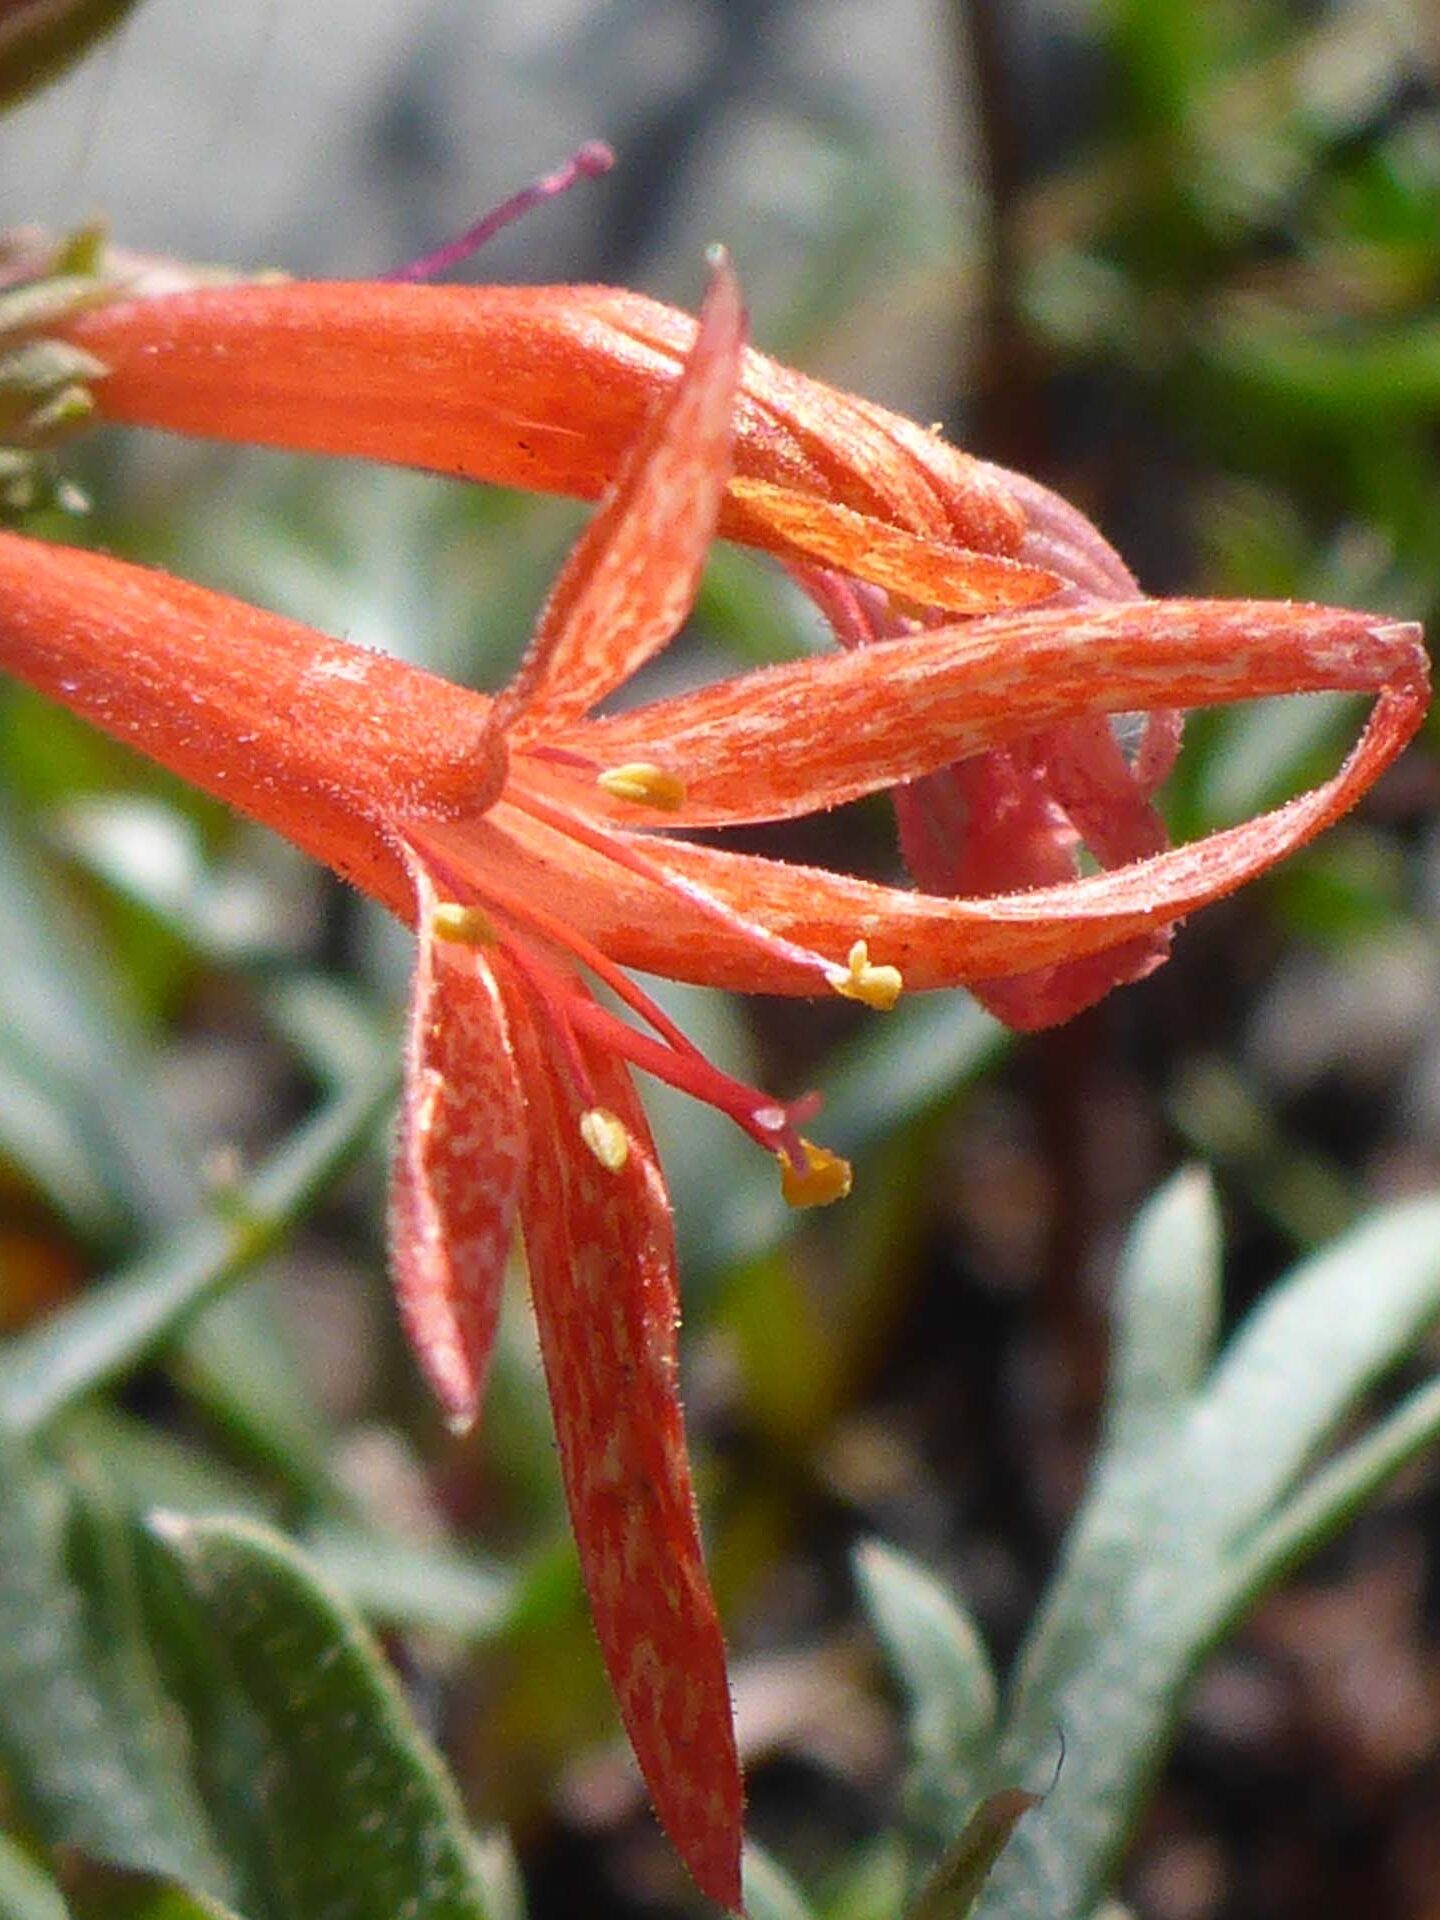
[467,1832,527,1920]
[0,770,196,1240]
[853,1540,997,1777]
[819,1838,907,1920]
[0,1051,120,1243]
[1209,317,1440,420]
[1232,1368,1440,1600]
[1198,1195,1440,1540]
[0,1832,72,1920]
[300,1521,513,1640]
[1104,1169,1221,1457]
[0,1433,231,1897]
[176,1283,338,1502]
[49,1861,250,1920]
[152,1512,494,1920]
[49,1404,267,1522]
[968,1186,1440,1920]
[1188,692,1357,826]
[742,1842,819,1920]
[109,1886,245,1920]
[855,1537,1001,1864]
[0,1053,397,1435]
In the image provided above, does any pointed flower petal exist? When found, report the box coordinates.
[501,257,744,728]
[726,476,1058,614]
[500,974,743,1909]
[390,857,527,1427]
[540,599,1425,828]
[631,665,1424,990]
[455,631,1421,998]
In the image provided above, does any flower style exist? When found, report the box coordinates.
[0,255,1429,1906]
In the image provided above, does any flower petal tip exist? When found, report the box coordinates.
[681,1824,743,1912]
[409,1331,484,1434]
[1371,618,1425,643]
[1371,617,1429,677]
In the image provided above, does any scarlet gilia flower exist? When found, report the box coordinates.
[53,251,1054,616]
[0,257,1427,1905]
[47,247,1429,1022]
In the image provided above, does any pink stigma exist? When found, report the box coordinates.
[382,141,616,283]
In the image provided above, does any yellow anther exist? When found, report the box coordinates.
[780,1139,853,1210]
[596,762,688,811]
[579,1107,630,1174]
[826,939,903,1012]
[432,901,498,945]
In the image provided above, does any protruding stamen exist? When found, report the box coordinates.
[506,787,848,992]
[780,1140,853,1209]
[382,141,615,283]
[432,901,498,945]
[419,822,856,1204]
[596,761,688,811]
[826,940,903,1011]
[580,1107,630,1173]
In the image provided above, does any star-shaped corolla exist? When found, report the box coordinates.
[0,259,1427,1908]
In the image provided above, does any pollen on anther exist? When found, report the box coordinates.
[580,1107,630,1173]
[596,761,688,811]
[780,1139,853,1209]
[826,939,903,1011]
[432,901,498,945]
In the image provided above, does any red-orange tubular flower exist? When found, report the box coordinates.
[61,265,1052,615]
[57,257,1430,1023]
[0,260,1425,1901]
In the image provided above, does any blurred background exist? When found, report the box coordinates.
[2,2,1440,1916]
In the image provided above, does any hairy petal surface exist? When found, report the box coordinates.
[592,292,1025,552]
[0,531,506,909]
[726,477,1058,614]
[64,280,1028,591]
[501,975,742,1908]
[545,601,1425,829]
[457,646,1423,997]
[390,858,527,1426]
[503,261,745,728]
